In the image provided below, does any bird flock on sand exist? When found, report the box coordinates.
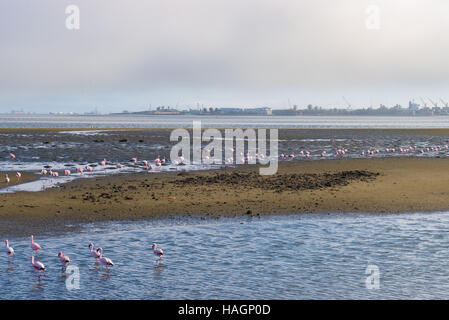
[4,143,449,190]
[4,235,164,276]
[5,140,449,178]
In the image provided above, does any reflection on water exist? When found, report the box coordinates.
[2,212,449,299]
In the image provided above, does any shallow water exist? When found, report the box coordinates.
[4,114,449,129]
[2,212,449,299]
[2,123,449,194]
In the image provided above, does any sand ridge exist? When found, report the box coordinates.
[2,157,449,235]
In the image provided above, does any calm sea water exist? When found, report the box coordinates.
[2,212,449,300]
[3,114,449,129]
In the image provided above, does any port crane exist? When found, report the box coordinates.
[419,97,427,108]
[427,97,439,108]
[342,96,352,110]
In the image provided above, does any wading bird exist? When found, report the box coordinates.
[97,248,114,270]
[152,243,164,260]
[30,235,41,256]
[16,172,21,182]
[101,159,107,173]
[31,256,45,275]
[5,240,14,260]
[58,251,70,271]
[89,242,101,262]
[10,153,15,169]
[4,174,10,191]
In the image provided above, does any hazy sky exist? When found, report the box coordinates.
[1,0,449,113]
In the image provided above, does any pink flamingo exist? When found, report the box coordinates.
[5,240,14,261]
[30,235,41,256]
[116,163,123,169]
[97,248,114,270]
[41,169,48,176]
[16,172,21,182]
[85,165,93,174]
[4,174,10,191]
[10,153,15,169]
[152,243,164,260]
[31,256,45,275]
[89,242,101,261]
[131,157,137,163]
[58,251,70,271]
[76,167,84,174]
[101,158,107,174]
[64,169,71,176]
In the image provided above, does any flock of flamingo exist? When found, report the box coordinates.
[4,235,164,275]
[3,142,449,191]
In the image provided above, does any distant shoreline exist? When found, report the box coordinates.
[3,127,449,135]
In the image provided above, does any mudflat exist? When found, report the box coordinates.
[2,157,449,235]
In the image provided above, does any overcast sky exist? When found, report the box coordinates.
[1,0,449,113]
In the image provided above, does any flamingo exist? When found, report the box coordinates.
[10,153,15,169]
[64,170,71,176]
[101,158,107,173]
[88,242,101,261]
[76,167,84,174]
[31,256,45,275]
[16,172,21,182]
[30,235,41,256]
[131,157,137,163]
[152,243,164,260]
[116,163,123,169]
[4,174,10,191]
[85,165,93,174]
[5,240,14,260]
[97,248,114,270]
[58,251,70,270]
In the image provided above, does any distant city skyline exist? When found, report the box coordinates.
[2,1,449,113]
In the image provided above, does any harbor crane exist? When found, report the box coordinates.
[419,97,427,108]
[427,97,439,108]
[342,96,352,110]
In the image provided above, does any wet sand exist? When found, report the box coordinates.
[0,171,39,188]
[2,157,449,236]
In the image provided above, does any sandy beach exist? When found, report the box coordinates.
[2,156,449,235]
